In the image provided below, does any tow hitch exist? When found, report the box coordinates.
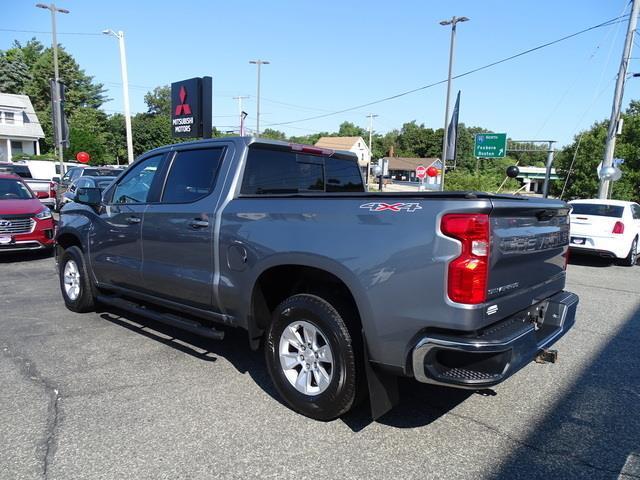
[535,349,558,364]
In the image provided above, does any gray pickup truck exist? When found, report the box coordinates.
[55,137,578,420]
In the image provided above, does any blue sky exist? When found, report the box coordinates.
[3,0,638,147]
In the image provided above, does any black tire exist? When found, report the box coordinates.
[621,237,638,267]
[58,246,96,312]
[265,294,362,421]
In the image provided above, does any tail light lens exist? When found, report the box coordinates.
[49,181,57,198]
[612,221,625,234]
[441,213,490,304]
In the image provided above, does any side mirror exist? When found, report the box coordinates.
[75,187,102,207]
[52,176,60,183]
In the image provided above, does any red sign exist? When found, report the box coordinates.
[416,165,427,179]
[76,151,90,164]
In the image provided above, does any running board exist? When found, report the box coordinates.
[96,294,225,340]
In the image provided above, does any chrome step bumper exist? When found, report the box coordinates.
[411,291,579,388]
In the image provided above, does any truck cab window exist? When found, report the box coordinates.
[161,148,224,203]
[111,155,162,204]
[325,157,364,192]
[241,148,326,194]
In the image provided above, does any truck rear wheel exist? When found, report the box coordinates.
[59,246,96,313]
[265,294,361,421]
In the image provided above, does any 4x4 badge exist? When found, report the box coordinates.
[359,202,422,213]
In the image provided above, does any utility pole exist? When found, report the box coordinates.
[598,0,640,199]
[233,95,249,135]
[249,60,269,136]
[36,3,69,176]
[542,141,556,198]
[103,29,134,164]
[439,15,469,192]
[366,113,378,185]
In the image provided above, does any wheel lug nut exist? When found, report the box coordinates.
[305,363,310,369]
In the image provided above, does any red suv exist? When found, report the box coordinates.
[0,174,55,252]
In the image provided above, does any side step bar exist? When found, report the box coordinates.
[96,294,225,340]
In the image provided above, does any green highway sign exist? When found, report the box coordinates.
[474,133,507,158]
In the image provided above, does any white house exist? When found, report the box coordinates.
[314,136,371,173]
[0,93,45,162]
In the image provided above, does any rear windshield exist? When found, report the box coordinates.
[571,203,624,218]
[0,178,33,200]
[0,165,32,178]
[85,168,118,176]
[241,147,364,195]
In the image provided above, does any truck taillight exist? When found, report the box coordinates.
[441,213,490,304]
[49,181,57,198]
[612,221,625,234]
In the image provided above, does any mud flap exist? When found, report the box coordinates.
[362,331,399,420]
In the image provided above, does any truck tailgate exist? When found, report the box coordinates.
[487,198,570,317]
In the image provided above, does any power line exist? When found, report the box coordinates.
[265,15,630,128]
[534,1,630,137]
[0,28,102,36]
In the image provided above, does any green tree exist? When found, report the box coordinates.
[0,48,30,93]
[67,107,109,164]
[144,85,171,115]
[131,113,173,156]
[337,121,368,137]
[261,128,287,141]
[553,101,640,201]
[1,38,108,156]
[104,114,128,164]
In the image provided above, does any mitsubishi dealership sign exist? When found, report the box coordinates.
[171,76,212,138]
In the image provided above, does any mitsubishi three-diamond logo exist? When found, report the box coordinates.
[174,86,192,116]
[171,76,211,138]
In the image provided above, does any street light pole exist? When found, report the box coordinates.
[598,0,640,199]
[249,60,269,136]
[103,29,134,164]
[36,3,69,176]
[366,113,378,185]
[439,15,469,192]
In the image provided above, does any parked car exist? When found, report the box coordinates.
[0,162,57,209]
[568,199,640,266]
[54,166,124,211]
[60,176,118,208]
[0,174,55,252]
[55,137,578,420]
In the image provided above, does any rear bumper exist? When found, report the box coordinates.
[411,291,578,388]
[569,235,628,259]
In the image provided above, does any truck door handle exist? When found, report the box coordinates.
[126,216,141,224]
[189,220,209,229]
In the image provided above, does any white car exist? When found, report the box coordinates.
[569,199,640,266]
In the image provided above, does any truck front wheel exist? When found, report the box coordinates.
[265,294,361,421]
[58,246,96,313]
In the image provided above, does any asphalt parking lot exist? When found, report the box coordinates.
[1,252,639,480]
